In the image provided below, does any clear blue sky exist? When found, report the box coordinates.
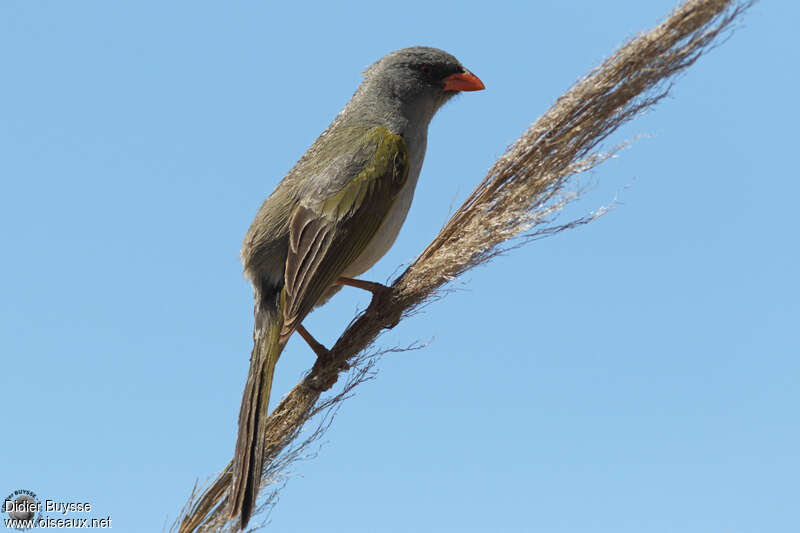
[2,1,797,532]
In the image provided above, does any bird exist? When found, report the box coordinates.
[230,46,484,529]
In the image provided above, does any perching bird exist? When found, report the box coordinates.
[231,46,484,528]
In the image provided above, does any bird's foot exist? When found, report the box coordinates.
[298,324,349,393]
[296,324,331,361]
[337,277,399,328]
[336,277,391,296]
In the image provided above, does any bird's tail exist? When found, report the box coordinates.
[230,288,287,529]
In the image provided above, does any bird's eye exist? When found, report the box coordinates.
[420,65,432,76]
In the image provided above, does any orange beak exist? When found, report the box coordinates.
[442,70,485,92]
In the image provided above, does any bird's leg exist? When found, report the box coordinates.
[336,276,398,328]
[296,324,330,360]
[336,276,391,296]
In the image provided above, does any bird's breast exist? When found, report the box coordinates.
[340,132,426,278]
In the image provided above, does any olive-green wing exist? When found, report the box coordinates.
[280,126,408,341]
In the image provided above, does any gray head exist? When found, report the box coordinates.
[353,46,484,127]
